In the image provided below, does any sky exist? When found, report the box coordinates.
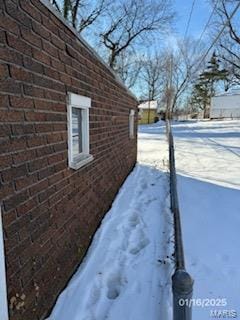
[174,0,212,40]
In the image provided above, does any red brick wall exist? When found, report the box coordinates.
[0,1,138,319]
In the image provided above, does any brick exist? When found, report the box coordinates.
[1,164,28,182]
[33,74,65,92]
[0,12,20,36]
[53,142,67,153]
[3,190,29,212]
[54,160,67,172]
[59,73,72,86]
[0,110,24,122]
[38,166,55,180]
[23,56,43,74]
[32,48,51,65]
[2,210,17,227]
[5,1,32,28]
[44,90,66,103]
[51,57,65,72]
[12,149,36,165]
[48,153,63,165]
[10,96,34,110]
[0,136,27,154]
[0,64,9,80]
[29,179,48,197]
[20,26,42,49]
[25,111,47,122]
[0,95,9,109]
[30,0,50,17]
[58,30,73,46]
[51,103,66,113]
[53,123,67,132]
[10,65,33,83]
[34,123,52,133]
[59,51,72,66]
[19,0,42,22]
[7,33,32,56]
[32,21,50,41]
[42,16,59,36]
[28,158,48,173]
[38,185,55,203]
[0,29,6,44]
[0,155,13,169]
[0,78,22,94]
[23,84,45,99]
[0,47,22,65]
[11,123,35,136]
[17,197,38,216]
[46,133,63,144]
[36,145,54,157]
[15,174,38,191]
[26,135,46,148]
[0,124,11,137]
[48,171,63,185]
[42,39,59,57]
[0,181,14,199]
[43,65,59,81]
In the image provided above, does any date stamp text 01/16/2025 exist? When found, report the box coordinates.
[178,298,238,318]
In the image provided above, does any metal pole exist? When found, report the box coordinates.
[166,120,194,320]
[172,269,193,320]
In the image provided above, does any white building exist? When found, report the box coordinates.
[211,92,240,119]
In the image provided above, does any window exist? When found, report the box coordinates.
[129,109,135,139]
[67,93,93,169]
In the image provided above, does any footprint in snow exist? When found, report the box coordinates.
[128,229,150,255]
[106,272,122,300]
[128,214,140,227]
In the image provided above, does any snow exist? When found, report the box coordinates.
[47,120,174,320]
[171,120,240,319]
[47,119,240,320]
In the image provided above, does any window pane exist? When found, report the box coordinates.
[72,107,83,156]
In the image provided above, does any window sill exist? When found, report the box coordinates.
[69,154,94,170]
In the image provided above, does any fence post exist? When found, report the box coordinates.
[172,269,193,320]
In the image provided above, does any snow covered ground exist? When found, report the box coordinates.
[48,119,240,320]
[171,120,240,319]
[47,121,174,320]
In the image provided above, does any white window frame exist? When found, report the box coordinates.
[67,93,93,170]
[0,207,9,320]
[129,109,135,139]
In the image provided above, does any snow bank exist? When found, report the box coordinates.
[172,120,240,319]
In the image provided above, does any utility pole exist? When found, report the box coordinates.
[166,54,173,120]
[147,87,151,124]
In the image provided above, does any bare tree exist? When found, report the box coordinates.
[100,0,174,69]
[140,52,165,101]
[115,49,142,89]
[49,0,107,32]
[213,0,240,84]
[160,39,206,116]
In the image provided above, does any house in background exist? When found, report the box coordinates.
[138,100,158,124]
[211,92,240,119]
[0,1,138,320]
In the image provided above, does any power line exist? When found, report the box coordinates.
[193,1,240,74]
[197,0,219,45]
[184,0,196,39]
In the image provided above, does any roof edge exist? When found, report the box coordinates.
[40,0,138,101]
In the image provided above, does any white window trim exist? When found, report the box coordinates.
[0,207,9,320]
[67,93,93,170]
[129,109,135,139]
